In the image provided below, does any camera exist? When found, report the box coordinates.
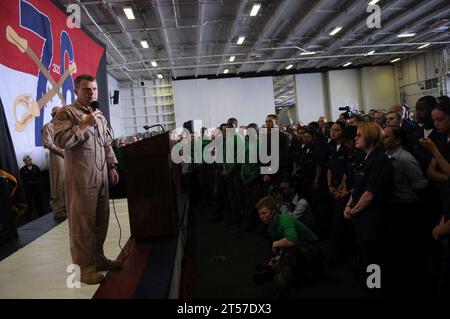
[338,105,362,113]
[338,105,364,119]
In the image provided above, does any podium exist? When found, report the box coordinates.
[120,132,178,239]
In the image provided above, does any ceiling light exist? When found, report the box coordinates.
[397,32,416,38]
[123,8,135,20]
[223,69,229,74]
[300,51,317,56]
[151,61,158,67]
[286,64,294,70]
[157,74,163,79]
[368,0,380,5]
[237,36,245,45]
[366,50,375,55]
[343,62,352,67]
[417,43,431,49]
[329,27,343,36]
[250,3,261,16]
[140,40,149,48]
[390,58,401,63]
[229,56,235,62]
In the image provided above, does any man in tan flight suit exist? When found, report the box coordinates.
[53,74,120,284]
[42,107,66,220]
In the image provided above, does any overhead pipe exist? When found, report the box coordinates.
[109,53,249,68]
[74,1,134,81]
[103,19,231,36]
[79,3,127,64]
[238,0,307,74]
[278,0,406,71]
[257,46,310,53]
[171,0,180,29]
[258,1,298,41]
[342,41,450,49]
[255,0,327,73]
[74,0,133,5]
[105,3,155,80]
[112,50,425,72]
[366,33,450,66]
[195,1,205,77]
[215,0,249,75]
[325,38,445,69]
[274,0,372,72]
[312,0,450,68]
[324,20,446,67]
[319,0,428,54]
[154,0,178,78]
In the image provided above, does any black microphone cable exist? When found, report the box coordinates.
[90,104,130,265]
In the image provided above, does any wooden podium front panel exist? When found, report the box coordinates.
[121,132,177,238]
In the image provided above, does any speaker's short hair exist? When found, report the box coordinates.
[74,74,96,89]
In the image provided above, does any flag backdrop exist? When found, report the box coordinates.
[0,0,108,170]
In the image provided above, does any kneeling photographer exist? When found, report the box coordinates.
[254,196,323,298]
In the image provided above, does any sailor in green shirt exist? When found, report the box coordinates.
[268,212,318,245]
[255,196,323,297]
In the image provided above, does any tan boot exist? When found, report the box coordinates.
[54,211,67,221]
[96,257,122,271]
[81,266,105,284]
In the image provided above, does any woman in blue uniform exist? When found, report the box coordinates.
[343,122,393,295]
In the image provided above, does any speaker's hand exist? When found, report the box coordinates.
[109,168,119,186]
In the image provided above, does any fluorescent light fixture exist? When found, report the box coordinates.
[417,43,431,49]
[223,69,229,74]
[157,74,163,79]
[237,36,245,45]
[229,56,235,62]
[390,58,401,63]
[368,0,380,5]
[329,27,343,36]
[343,62,352,67]
[300,51,317,56]
[151,61,158,67]
[366,50,376,55]
[397,32,416,38]
[286,64,294,70]
[123,8,135,20]
[140,40,149,49]
[250,3,261,16]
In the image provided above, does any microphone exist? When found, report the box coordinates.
[143,124,165,132]
[91,101,99,111]
[90,101,100,128]
[143,124,165,138]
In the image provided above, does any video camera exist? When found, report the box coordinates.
[338,106,364,119]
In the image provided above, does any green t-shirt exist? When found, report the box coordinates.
[222,132,245,173]
[269,213,318,245]
[241,138,259,180]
